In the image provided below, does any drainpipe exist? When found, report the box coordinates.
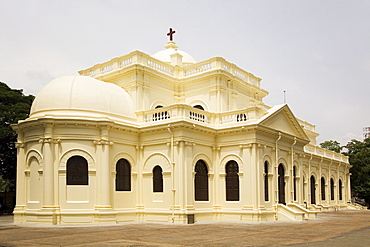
[291,137,297,203]
[275,132,282,220]
[168,125,175,223]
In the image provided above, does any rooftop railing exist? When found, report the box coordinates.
[136,104,260,127]
[299,120,316,132]
[304,144,349,163]
[78,51,261,88]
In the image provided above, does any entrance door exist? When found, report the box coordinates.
[310,176,316,204]
[278,164,285,204]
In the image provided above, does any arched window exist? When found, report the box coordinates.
[264,161,269,201]
[193,105,204,110]
[153,166,163,192]
[195,160,208,201]
[330,178,335,200]
[67,156,88,185]
[310,175,316,204]
[226,161,239,201]
[339,179,343,200]
[293,166,297,201]
[155,105,163,109]
[278,164,285,204]
[321,177,326,200]
[116,159,131,191]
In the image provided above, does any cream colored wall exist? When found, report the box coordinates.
[14,49,353,224]
[14,118,351,224]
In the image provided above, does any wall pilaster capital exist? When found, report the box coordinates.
[39,137,60,144]
[15,141,25,148]
[93,139,113,146]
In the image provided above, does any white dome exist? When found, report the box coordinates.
[152,42,196,64]
[30,75,135,120]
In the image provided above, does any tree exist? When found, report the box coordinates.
[320,140,342,153]
[343,138,370,208]
[0,82,34,190]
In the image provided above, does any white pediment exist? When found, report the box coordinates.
[258,104,309,140]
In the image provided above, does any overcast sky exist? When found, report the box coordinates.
[1,0,369,145]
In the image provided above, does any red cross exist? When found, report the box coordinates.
[167,28,176,41]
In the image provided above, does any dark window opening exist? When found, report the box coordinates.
[330,178,335,200]
[264,161,269,201]
[339,179,343,200]
[278,164,285,204]
[321,177,326,200]
[116,159,131,191]
[67,156,88,185]
[193,105,204,110]
[310,175,316,204]
[153,166,163,192]
[226,161,239,201]
[195,160,208,201]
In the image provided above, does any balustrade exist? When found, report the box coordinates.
[120,58,132,68]
[147,60,174,76]
[189,111,207,123]
[79,52,261,88]
[304,145,348,162]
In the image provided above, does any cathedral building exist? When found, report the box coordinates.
[12,31,352,224]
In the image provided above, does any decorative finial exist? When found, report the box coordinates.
[167,28,176,41]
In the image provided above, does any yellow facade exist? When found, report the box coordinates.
[12,41,353,224]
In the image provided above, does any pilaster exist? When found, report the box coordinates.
[13,132,26,221]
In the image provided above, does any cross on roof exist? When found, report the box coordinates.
[167,28,176,41]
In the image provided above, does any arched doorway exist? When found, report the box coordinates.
[278,164,285,204]
[310,175,316,204]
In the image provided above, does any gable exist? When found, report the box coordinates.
[258,105,309,140]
